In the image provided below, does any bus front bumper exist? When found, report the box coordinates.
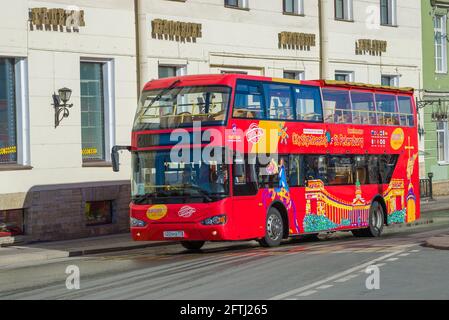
[131,223,230,242]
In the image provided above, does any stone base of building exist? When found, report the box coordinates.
[430,180,449,197]
[0,181,131,242]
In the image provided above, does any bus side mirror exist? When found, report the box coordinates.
[111,146,131,172]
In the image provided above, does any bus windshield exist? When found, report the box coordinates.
[134,86,231,130]
[131,150,229,204]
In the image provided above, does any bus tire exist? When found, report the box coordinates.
[352,201,384,238]
[180,241,205,251]
[259,207,284,247]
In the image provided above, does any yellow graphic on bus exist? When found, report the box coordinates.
[146,205,168,220]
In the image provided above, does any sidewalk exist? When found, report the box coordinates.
[0,233,175,269]
[1,196,449,268]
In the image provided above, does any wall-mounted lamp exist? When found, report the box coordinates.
[52,87,73,128]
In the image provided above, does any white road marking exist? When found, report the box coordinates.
[334,274,359,283]
[270,249,406,300]
[399,253,410,257]
[297,290,317,297]
[376,263,386,267]
[386,257,399,261]
[316,284,334,290]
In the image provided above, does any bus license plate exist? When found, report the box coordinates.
[163,231,185,238]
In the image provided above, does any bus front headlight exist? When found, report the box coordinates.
[130,217,147,227]
[201,215,227,225]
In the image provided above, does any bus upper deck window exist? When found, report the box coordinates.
[294,86,323,122]
[375,94,400,126]
[322,89,351,124]
[398,96,414,127]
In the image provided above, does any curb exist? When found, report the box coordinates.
[67,241,178,257]
[386,218,434,229]
[424,235,449,250]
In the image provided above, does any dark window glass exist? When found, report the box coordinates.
[353,155,369,185]
[327,156,354,186]
[264,83,294,120]
[367,155,381,184]
[0,58,17,164]
[335,0,344,19]
[225,0,239,7]
[85,201,113,226]
[379,154,398,184]
[233,81,265,119]
[294,85,323,122]
[302,155,328,185]
[351,91,377,125]
[398,96,414,127]
[233,154,258,196]
[81,62,105,161]
[375,93,400,125]
[380,0,393,25]
[0,209,24,237]
[158,66,177,79]
[322,89,352,123]
[289,155,301,187]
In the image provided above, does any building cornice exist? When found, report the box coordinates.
[431,0,449,8]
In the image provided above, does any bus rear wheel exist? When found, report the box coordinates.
[259,207,284,247]
[181,241,205,251]
[352,201,384,238]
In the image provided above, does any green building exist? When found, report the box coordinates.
[421,0,449,195]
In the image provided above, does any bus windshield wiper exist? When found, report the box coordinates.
[184,185,213,202]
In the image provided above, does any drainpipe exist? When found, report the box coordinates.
[319,0,329,80]
[135,0,149,95]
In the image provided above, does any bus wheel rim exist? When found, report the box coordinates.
[267,214,282,240]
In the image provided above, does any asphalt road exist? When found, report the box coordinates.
[1,221,449,300]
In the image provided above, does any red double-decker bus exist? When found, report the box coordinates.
[112,74,419,250]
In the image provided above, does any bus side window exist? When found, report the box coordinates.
[289,155,301,187]
[232,155,258,196]
[294,86,323,122]
[351,91,376,125]
[322,89,352,124]
[264,83,294,120]
[375,94,400,125]
[367,155,381,184]
[353,155,368,185]
[398,96,414,127]
[233,81,265,119]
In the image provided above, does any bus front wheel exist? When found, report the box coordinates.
[352,201,384,238]
[181,241,205,251]
[259,207,284,247]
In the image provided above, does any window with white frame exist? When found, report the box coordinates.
[380,0,397,26]
[158,65,186,79]
[335,0,353,21]
[437,121,449,163]
[80,60,115,163]
[283,70,305,80]
[434,15,448,74]
[381,75,399,87]
[225,0,249,9]
[0,57,29,166]
[335,71,354,82]
[283,0,304,15]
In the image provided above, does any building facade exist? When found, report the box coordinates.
[0,0,423,242]
[421,0,449,195]
[0,0,136,242]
